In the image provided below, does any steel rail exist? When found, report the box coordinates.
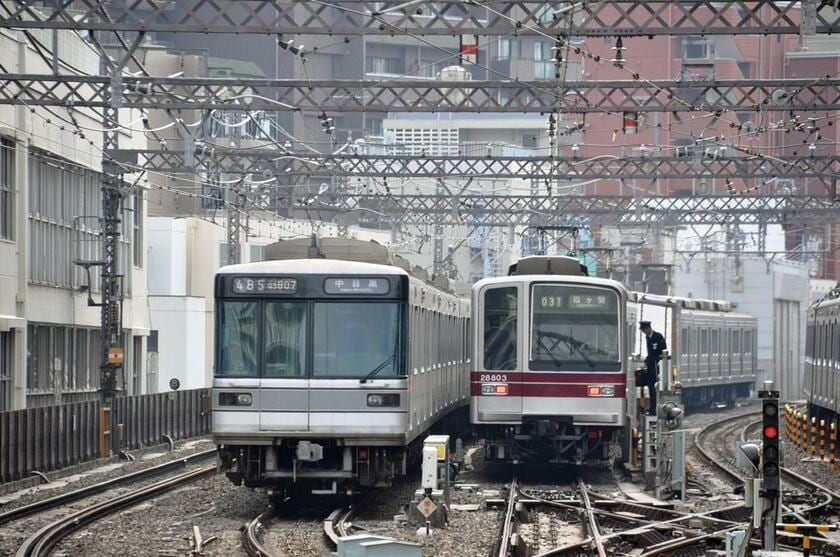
[695,410,839,541]
[0,448,215,525]
[736,418,837,513]
[533,502,747,557]
[577,478,607,557]
[496,477,518,557]
[323,507,354,549]
[15,465,215,557]
[694,411,759,485]
[243,509,279,557]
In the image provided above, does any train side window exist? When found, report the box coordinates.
[483,286,518,371]
[216,301,258,376]
[264,302,307,376]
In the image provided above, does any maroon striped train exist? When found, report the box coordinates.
[470,256,632,464]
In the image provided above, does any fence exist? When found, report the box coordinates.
[0,388,211,484]
[111,389,212,452]
[0,400,100,484]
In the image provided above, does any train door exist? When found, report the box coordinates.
[260,301,310,431]
[475,284,523,421]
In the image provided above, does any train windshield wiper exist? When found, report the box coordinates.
[538,337,565,368]
[360,354,395,383]
[568,339,595,368]
[538,331,595,368]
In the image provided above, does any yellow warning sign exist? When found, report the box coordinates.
[107,347,124,365]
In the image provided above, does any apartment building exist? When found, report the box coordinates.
[0,26,149,410]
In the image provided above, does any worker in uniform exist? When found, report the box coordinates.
[639,320,666,416]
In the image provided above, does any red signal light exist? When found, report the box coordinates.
[763,425,778,440]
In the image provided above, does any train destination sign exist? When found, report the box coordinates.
[231,277,298,294]
[534,287,616,312]
[324,277,390,295]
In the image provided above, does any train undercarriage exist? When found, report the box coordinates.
[480,418,626,465]
[217,439,414,497]
[681,382,753,412]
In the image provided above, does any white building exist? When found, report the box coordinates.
[674,255,810,401]
[146,216,392,389]
[0,27,149,409]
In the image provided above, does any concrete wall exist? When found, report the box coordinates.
[148,296,206,391]
[674,256,810,400]
[148,218,187,296]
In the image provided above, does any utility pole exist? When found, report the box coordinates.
[432,179,444,276]
[96,30,145,455]
[227,186,246,265]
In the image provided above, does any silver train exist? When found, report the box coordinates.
[212,239,470,497]
[805,288,840,420]
[628,293,759,411]
[471,257,632,464]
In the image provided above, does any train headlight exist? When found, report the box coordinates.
[219,392,252,406]
[481,384,508,395]
[367,393,400,407]
[587,385,615,397]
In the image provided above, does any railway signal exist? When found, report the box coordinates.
[759,384,782,551]
[761,394,781,495]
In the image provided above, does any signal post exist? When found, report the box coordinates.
[759,383,781,551]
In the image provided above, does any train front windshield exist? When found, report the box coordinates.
[215,300,405,378]
[530,285,620,372]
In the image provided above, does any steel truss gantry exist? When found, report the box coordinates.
[292,193,840,226]
[3,74,840,114]
[3,0,836,36]
[110,149,840,184]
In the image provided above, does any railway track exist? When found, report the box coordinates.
[15,464,215,557]
[323,507,354,549]
[695,410,840,508]
[244,509,277,557]
[695,409,840,554]
[492,469,766,557]
[0,448,215,525]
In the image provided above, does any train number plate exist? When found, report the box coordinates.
[232,277,297,294]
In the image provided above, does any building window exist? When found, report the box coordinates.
[133,190,143,267]
[534,41,554,80]
[367,56,402,75]
[0,137,14,240]
[369,118,383,136]
[28,150,126,290]
[250,244,266,262]
[682,35,711,59]
[0,331,11,411]
[535,3,554,23]
[147,330,159,394]
[497,38,521,60]
[27,323,100,404]
[201,171,224,210]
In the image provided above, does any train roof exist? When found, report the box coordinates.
[217,259,408,276]
[811,286,840,311]
[629,292,732,312]
[473,274,627,293]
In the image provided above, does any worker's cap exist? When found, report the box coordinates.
[638,320,652,329]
